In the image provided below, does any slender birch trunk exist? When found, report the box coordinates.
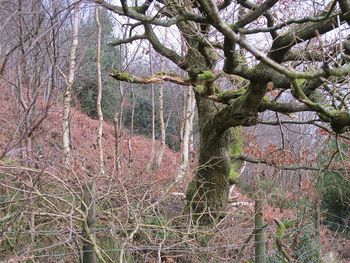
[128,84,135,164]
[63,3,80,163]
[154,55,166,169]
[179,37,187,151]
[81,6,102,263]
[177,37,195,178]
[188,89,195,162]
[148,45,156,170]
[113,78,126,173]
[95,5,104,176]
[179,90,186,148]
[113,112,120,171]
[130,84,135,136]
[155,82,165,168]
[176,87,193,182]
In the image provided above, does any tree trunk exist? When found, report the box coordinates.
[179,89,186,149]
[113,111,122,172]
[177,87,195,182]
[147,45,156,170]
[184,97,231,225]
[63,3,80,163]
[128,83,135,164]
[114,80,125,173]
[314,197,321,259]
[95,5,104,176]
[81,180,97,263]
[155,82,165,168]
[188,89,196,162]
[255,196,266,263]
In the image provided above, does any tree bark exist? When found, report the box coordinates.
[177,87,194,182]
[188,89,196,162]
[63,3,80,163]
[95,5,105,176]
[81,180,97,263]
[155,82,166,168]
[184,97,232,225]
[114,80,125,172]
[255,196,266,263]
[147,44,156,170]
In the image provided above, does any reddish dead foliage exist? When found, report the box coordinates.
[0,83,180,180]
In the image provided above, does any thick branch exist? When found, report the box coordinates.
[110,70,191,86]
[237,0,278,38]
[218,0,233,10]
[205,83,266,132]
[199,0,350,80]
[236,1,338,35]
[260,100,311,113]
[234,0,278,28]
[144,24,187,70]
[339,0,350,25]
[269,1,340,62]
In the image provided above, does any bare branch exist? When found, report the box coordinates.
[237,155,321,171]
[234,0,279,29]
[94,0,206,27]
[109,34,146,46]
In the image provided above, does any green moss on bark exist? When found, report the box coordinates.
[197,70,215,81]
[229,127,243,184]
[110,70,134,82]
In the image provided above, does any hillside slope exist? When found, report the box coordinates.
[0,86,179,179]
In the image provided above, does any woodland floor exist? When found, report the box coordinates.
[1,89,350,262]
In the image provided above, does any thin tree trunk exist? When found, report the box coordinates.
[188,89,195,162]
[255,195,266,263]
[153,28,168,169]
[128,83,135,164]
[95,5,104,176]
[154,53,166,169]
[176,87,193,182]
[148,45,156,170]
[81,6,103,262]
[114,79,126,173]
[179,90,186,148]
[155,82,165,168]
[314,197,321,259]
[130,84,135,136]
[113,111,122,172]
[81,179,97,263]
[63,3,80,163]
[179,37,187,154]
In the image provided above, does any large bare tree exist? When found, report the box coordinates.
[96,0,350,224]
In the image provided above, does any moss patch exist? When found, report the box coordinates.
[229,127,243,184]
[194,84,207,95]
[186,180,197,201]
[197,71,215,81]
[110,70,134,82]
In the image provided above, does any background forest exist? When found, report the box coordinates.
[1,0,350,262]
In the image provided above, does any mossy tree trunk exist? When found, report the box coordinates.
[184,87,264,224]
[184,96,230,224]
